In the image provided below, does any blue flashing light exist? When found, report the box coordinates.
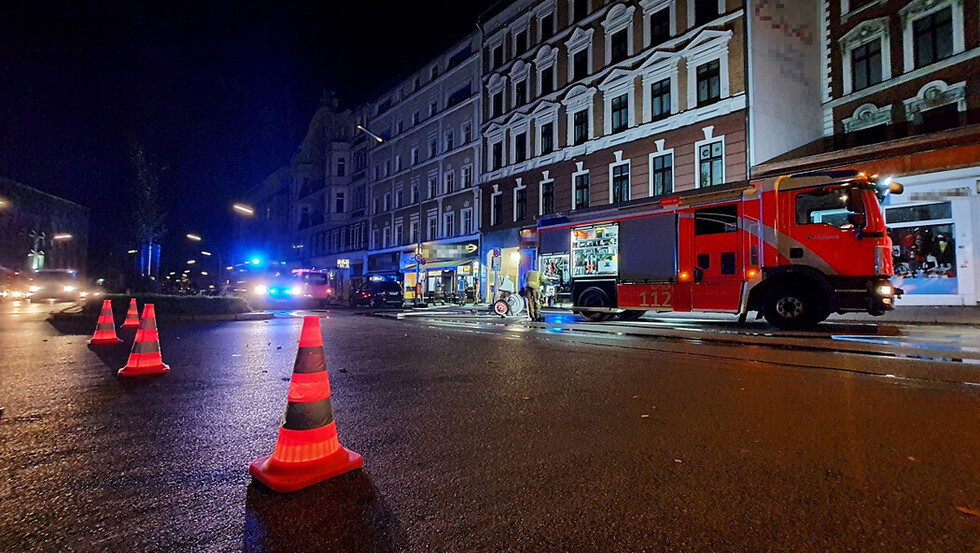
[269,288,278,295]
[251,257,262,265]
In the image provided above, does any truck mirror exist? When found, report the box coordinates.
[847,212,866,229]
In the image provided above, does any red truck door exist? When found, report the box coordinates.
[690,203,743,311]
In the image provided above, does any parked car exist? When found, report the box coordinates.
[28,269,83,302]
[349,280,404,308]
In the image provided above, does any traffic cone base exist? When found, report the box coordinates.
[119,304,169,377]
[250,316,361,493]
[89,299,123,345]
[121,298,140,329]
[249,444,362,493]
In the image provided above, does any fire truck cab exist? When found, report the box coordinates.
[537,170,902,329]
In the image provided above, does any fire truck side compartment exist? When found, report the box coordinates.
[619,214,678,282]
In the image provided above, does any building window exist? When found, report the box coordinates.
[650,8,670,47]
[541,181,555,215]
[515,30,528,55]
[492,193,503,225]
[514,132,527,163]
[414,76,422,91]
[395,188,404,208]
[431,65,439,79]
[515,79,528,106]
[920,103,959,133]
[445,131,454,152]
[371,229,379,249]
[427,216,438,241]
[411,147,419,165]
[611,29,629,63]
[493,45,504,69]
[574,0,588,22]
[411,182,419,203]
[335,192,345,213]
[394,224,404,246]
[515,187,527,221]
[463,123,473,143]
[413,111,420,125]
[650,78,671,121]
[573,50,589,80]
[611,164,630,203]
[695,0,720,26]
[429,137,438,158]
[492,142,503,170]
[395,155,403,172]
[461,165,473,187]
[444,172,455,194]
[383,193,391,211]
[540,66,555,95]
[492,92,504,117]
[611,94,629,133]
[698,140,724,188]
[650,153,673,196]
[913,7,953,69]
[540,122,554,154]
[410,219,419,243]
[429,101,438,117]
[541,13,555,40]
[573,109,589,145]
[336,158,346,177]
[443,212,455,238]
[696,60,721,106]
[428,175,438,198]
[574,173,590,209]
[853,124,888,146]
[462,208,474,235]
[851,40,882,91]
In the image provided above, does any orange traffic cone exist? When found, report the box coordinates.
[249,316,362,492]
[88,299,123,345]
[121,298,140,329]
[118,304,170,376]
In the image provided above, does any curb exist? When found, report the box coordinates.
[49,311,275,324]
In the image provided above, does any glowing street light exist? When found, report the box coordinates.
[232,203,255,216]
[200,251,212,256]
[127,249,138,254]
[52,233,73,241]
[186,233,202,242]
[187,259,196,265]
[356,124,385,143]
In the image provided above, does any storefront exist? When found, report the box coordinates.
[402,238,480,303]
[882,167,977,306]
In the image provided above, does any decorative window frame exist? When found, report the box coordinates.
[639,53,680,123]
[682,29,733,110]
[648,139,675,196]
[902,79,966,122]
[565,27,595,82]
[900,0,965,73]
[840,18,891,95]
[534,46,560,96]
[570,161,590,209]
[426,210,439,241]
[640,0,676,48]
[568,0,591,26]
[843,102,893,133]
[602,4,636,65]
[510,15,532,57]
[513,178,527,221]
[608,150,632,204]
[531,101,560,157]
[487,73,508,118]
[693,126,725,189]
[443,170,455,195]
[460,206,475,235]
[687,0,725,28]
[539,170,555,216]
[598,69,637,134]
[510,61,531,108]
[535,1,557,40]
[442,210,455,238]
[841,0,883,20]
[561,85,597,145]
[490,184,503,226]
[507,115,532,165]
[484,123,506,170]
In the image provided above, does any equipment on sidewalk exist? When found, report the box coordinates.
[121,298,140,329]
[118,304,170,376]
[249,316,362,493]
[88,299,123,345]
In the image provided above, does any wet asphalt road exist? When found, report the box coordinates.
[0,300,978,552]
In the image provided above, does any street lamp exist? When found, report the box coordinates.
[186,233,202,242]
[52,233,73,241]
[356,124,385,143]
[232,203,255,216]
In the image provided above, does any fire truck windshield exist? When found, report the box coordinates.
[795,185,867,230]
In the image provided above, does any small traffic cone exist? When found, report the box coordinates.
[118,304,170,376]
[121,298,140,329]
[249,316,362,492]
[88,299,123,345]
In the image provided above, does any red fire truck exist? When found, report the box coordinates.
[536,170,903,329]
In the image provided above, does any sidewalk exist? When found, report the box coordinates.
[398,302,980,327]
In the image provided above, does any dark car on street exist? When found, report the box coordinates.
[349,280,404,308]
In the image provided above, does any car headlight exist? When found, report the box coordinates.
[291,286,302,295]
[29,285,41,292]
[63,285,76,293]
[80,291,89,298]
[254,285,268,295]
[876,283,894,297]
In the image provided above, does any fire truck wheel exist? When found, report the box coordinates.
[618,310,646,321]
[579,288,613,322]
[763,286,824,330]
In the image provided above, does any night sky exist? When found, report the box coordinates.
[0,0,496,272]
